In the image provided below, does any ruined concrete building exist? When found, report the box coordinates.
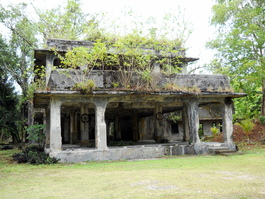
[33,39,245,162]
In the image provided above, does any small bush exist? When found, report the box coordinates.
[0,145,14,150]
[27,124,46,147]
[235,119,255,138]
[12,153,28,163]
[210,126,220,136]
[12,146,59,165]
[259,115,265,125]
[23,145,44,153]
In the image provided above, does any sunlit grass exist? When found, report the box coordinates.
[1,148,265,199]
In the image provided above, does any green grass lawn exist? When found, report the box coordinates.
[1,148,265,199]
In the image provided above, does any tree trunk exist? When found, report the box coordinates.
[261,79,265,116]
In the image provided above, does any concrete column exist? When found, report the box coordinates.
[222,98,234,146]
[183,99,201,145]
[46,54,56,86]
[80,105,89,142]
[93,98,109,150]
[49,97,62,151]
[73,111,78,143]
[182,106,189,141]
[69,110,77,144]
[63,112,70,143]
[114,116,121,140]
[154,104,163,142]
[45,105,50,148]
[132,110,139,142]
[70,110,75,144]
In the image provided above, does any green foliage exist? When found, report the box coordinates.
[26,124,46,147]
[36,0,96,42]
[0,51,21,143]
[58,41,107,70]
[210,126,220,136]
[72,79,95,93]
[168,112,182,123]
[233,92,261,120]
[0,145,14,150]
[235,119,255,138]
[12,145,59,165]
[208,0,265,116]
[0,3,37,98]
[259,115,265,125]
[55,33,183,90]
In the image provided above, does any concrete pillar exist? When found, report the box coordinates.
[182,106,190,141]
[74,111,78,143]
[114,116,121,140]
[132,110,139,142]
[45,105,50,148]
[80,105,89,142]
[154,104,163,142]
[222,98,234,146]
[70,110,75,144]
[93,99,109,150]
[70,110,77,144]
[183,99,201,145]
[63,113,70,143]
[46,54,56,86]
[49,97,62,151]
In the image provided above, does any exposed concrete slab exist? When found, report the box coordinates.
[48,142,230,163]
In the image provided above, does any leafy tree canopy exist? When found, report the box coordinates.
[208,0,265,117]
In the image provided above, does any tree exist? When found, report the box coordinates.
[207,0,265,117]
[34,0,98,42]
[0,0,97,98]
[0,3,37,98]
[0,36,21,143]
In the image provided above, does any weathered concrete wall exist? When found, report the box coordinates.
[48,70,232,93]
[169,74,231,92]
[47,39,94,51]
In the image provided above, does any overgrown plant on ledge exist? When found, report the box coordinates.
[72,79,95,93]
[48,17,187,91]
[53,40,107,92]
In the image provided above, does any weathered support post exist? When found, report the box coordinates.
[49,97,62,151]
[222,98,235,149]
[154,104,163,142]
[45,54,56,86]
[114,116,121,140]
[69,110,74,144]
[80,105,89,145]
[93,98,109,150]
[183,98,202,153]
[63,111,70,143]
[182,105,190,141]
[45,104,50,149]
[132,110,139,142]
